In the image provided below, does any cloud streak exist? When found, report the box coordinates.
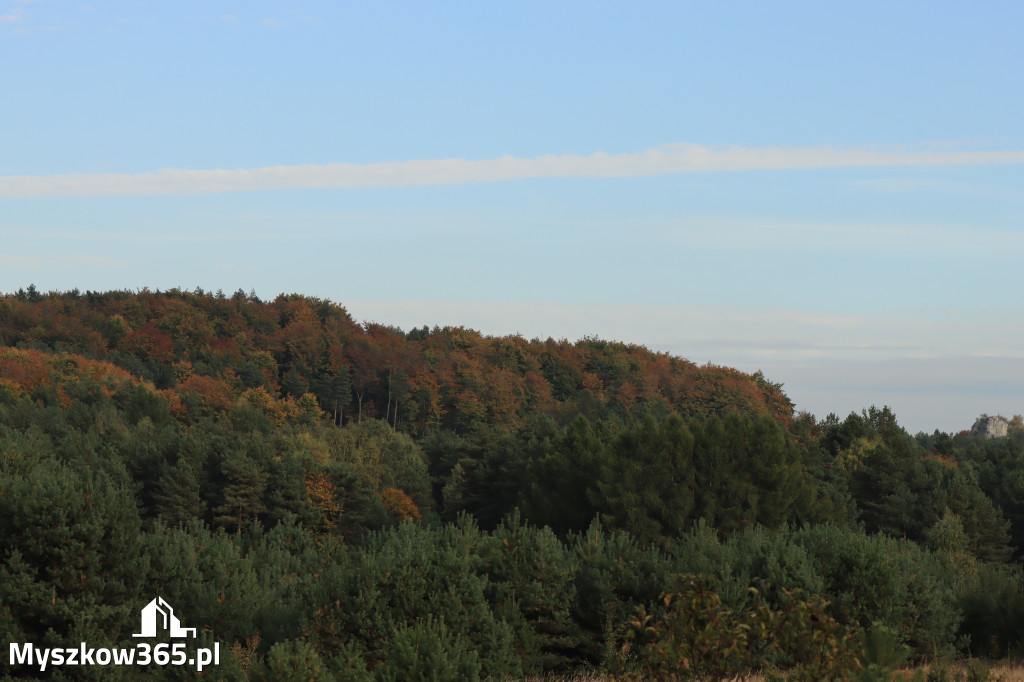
[0,253,125,268]
[3,143,1024,198]
[0,6,24,22]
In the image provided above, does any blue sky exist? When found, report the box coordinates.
[3,1,1023,433]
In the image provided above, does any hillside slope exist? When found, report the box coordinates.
[0,287,793,432]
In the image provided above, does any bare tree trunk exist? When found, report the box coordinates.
[385,368,393,427]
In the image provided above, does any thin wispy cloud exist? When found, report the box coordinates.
[0,6,24,22]
[848,177,1024,202]
[3,143,1024,198]
[59,254,124,267]
[0,254,44,268]
[651,216,1024,257]
[216,261,259,273]
[0,253,125,268]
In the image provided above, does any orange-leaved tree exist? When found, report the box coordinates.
[380,487,421,523]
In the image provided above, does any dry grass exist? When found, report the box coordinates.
[516,660,1024,681]
[987,662,1024,681]
[912,661,1024,682]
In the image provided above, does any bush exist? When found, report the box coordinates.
[789,525,962,657]
[615,575,860,681]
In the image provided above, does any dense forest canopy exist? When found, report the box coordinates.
[3,286,1024,680]
[0,285,795,433]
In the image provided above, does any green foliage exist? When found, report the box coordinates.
[214,452,270,534]
[0,451,146,657]
[374,617,482,682]
[829,409,1012,563]
[309,520,521,679]
[858,623,911,682]
[591,412,829,546]
[326,462,394,542]
[325,419,433,513]
[617,575,754,680]
[690,413,818,532]
[521,415,605,535]
[927,659,953,682]
[571,519,677,662]
[721,526,827,603]
[138,521,313,651]
[433,425,534,528]
[957,563,1024,658]
[597,414,696,546]
[476,512,584,673]
[9,288,1024,679]
[788,524,963,657]
[257,639,332,682]
[964,658,992,682]
[154,456,206,527]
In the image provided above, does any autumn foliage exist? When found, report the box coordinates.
[0,287,793,433]
[305,470,341,532]
[379,487,421,523]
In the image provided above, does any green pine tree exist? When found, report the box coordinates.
[214,453,269,533]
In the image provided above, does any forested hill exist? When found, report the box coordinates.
[0,286,793,432]
[9,286,1024,678]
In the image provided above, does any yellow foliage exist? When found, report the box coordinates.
[238,386,303,424]
[297,393,321,420]
[305,471,341,532]
[289,432,331,466]
[836,436,883,472]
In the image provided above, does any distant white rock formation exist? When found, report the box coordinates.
[969,415,1009,438]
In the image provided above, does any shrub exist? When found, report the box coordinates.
[615,575,860,681]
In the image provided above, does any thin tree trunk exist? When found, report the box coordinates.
[385,368,392,427]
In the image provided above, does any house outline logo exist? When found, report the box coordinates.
[133,597,197,639]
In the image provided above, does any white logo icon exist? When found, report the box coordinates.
[133,597,197,639]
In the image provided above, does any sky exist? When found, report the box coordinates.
[2,1,1023,434]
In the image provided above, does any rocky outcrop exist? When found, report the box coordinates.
[970,415,1009,438]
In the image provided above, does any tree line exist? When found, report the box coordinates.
[2,287,1024,679]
